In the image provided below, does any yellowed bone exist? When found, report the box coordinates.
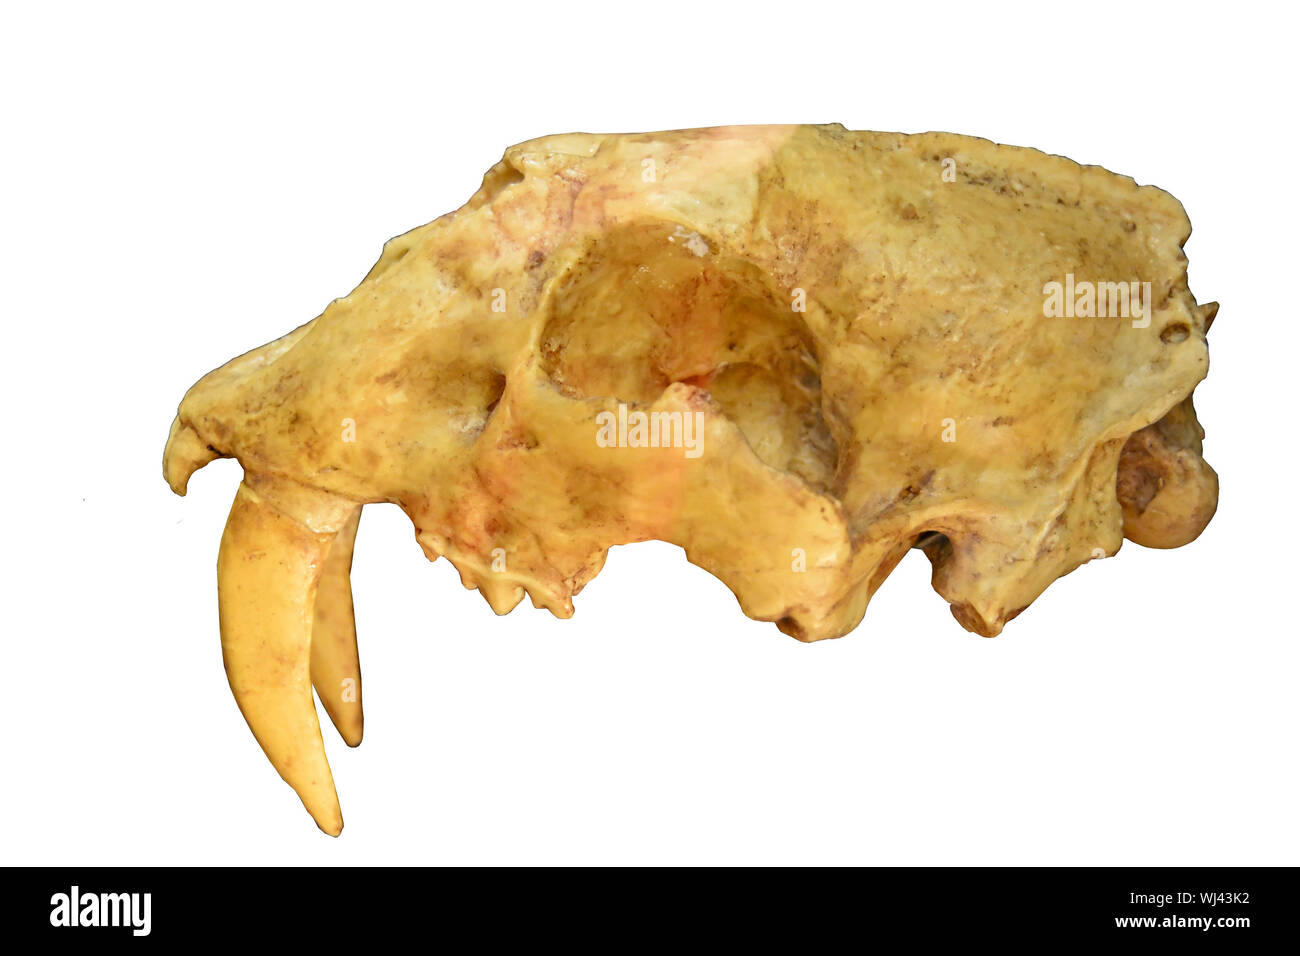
[166,125,1221,832]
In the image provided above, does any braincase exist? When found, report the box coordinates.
[514,125,1207,520]
[732,127,1205,524]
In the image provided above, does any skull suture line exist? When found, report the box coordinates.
[164,125,1218,834]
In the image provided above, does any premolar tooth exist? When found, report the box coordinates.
[311,506,364,747]
[481,577,524,614]
[217,479,345,836]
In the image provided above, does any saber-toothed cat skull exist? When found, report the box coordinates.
[164,125,1218,834]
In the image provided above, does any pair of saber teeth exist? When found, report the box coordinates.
[168,422,367,836]
[218,480,361,836]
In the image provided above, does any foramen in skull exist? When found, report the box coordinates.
[165,124,1219,834]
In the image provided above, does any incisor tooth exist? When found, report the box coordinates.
[217,479,347,836]
[163,418,220,495]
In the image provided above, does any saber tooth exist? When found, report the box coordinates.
[217,479,348,836]
[311,505,364,747]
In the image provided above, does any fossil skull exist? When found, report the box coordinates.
[164,124,1218,833]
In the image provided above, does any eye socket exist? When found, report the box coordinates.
[539,223,839,490]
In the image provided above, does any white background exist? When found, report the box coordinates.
[1,1,1293,865]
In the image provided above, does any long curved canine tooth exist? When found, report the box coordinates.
[217,477,357,836]
[311,506,364,747]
